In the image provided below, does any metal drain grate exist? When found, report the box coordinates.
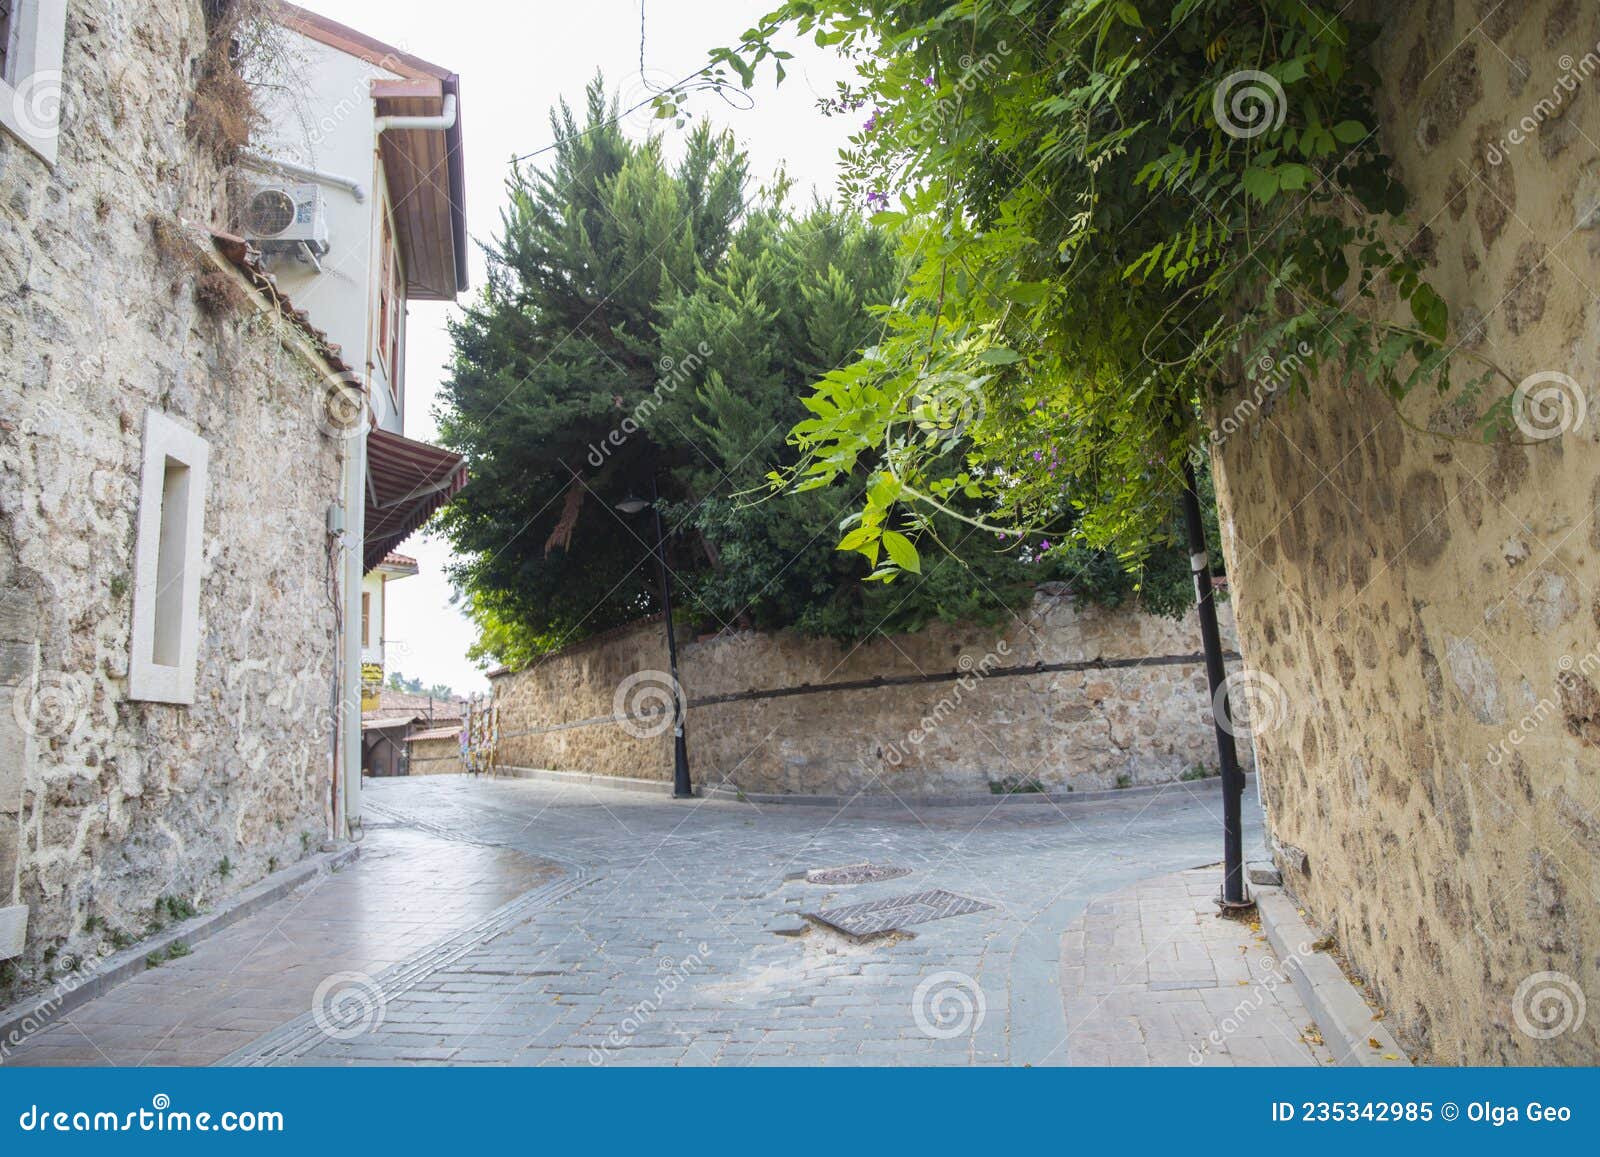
[805,862,912,886]
[806,888,993,939]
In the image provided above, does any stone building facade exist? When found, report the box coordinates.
[491,592,1248,797]
[1211,0,1600,1063]
[0,0,347,999]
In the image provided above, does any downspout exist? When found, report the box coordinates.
[338,127,389,840]
[334,90,460,834]
[374,94,458,136]
[338,419,366,839]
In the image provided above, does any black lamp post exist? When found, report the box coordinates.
[1180,458,1249,910]
[616,476,693,799]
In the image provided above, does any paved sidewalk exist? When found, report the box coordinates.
[2,826,556,1065]
[1061,868,1330,1066]
[3,775,1290,1067]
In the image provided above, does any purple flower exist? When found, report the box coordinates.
[922,74,936,88]
[865,190,889,210]
[863,112,878,131]
[1039,540,1051,551]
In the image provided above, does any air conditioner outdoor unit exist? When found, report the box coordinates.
[243,182,329,255]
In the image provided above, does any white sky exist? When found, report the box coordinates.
[301,1,857,693]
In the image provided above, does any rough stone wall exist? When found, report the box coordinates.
[0,1,340,999]
[408,736,464,776]
[493,593,1247,796]
[1210,0,1600,1064]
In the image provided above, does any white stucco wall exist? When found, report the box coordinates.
[360,570,385,668]
[247,28,406,433]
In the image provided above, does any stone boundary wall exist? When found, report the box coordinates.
[491,592,1249,797]
[1209,0,1600,1065]
[408,736,465,776]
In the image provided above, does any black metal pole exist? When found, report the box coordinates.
[650,475,693,799]
[1180,458,1248,908]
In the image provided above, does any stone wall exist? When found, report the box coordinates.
[1210,0,1600,1064]
[0,1,341,999]
[408,735,464,776]
[492,593,1247,797]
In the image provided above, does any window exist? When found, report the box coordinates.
[129,411,209,705]
[0,1,68,165]
[361,592,370,648]
[376,211,404,400]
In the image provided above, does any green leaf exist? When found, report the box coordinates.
[1241,167,1281,205]
[1332,120,1367,144]
[977,347,1023,365]
[881,531,922,573]
[1276,163,1313,191]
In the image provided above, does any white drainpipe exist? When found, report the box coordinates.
[339,427,367,838]
[239,150,367,202]
[336,90,458,836]
[374,93,458,136]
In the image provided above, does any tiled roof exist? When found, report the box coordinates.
[211,233,353,378]
[406,725,462,743]
[362,688,464,725]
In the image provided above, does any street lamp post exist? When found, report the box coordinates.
[616,477,693,799]
[1181,458,1249,910]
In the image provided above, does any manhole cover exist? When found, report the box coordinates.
[805,862,912,886]
[806,888,994,939]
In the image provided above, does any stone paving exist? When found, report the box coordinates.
[1061,868,1330,1066]
[1,826,555,1066]
[1,774,1318,1067]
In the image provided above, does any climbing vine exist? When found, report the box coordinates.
[710,0,1489,575]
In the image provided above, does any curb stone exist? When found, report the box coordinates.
[0,844,359,1055]
[1255,887,1411,1067]
[489,764,1255,810]
[706,773,1258,809]
[491,766,698,796]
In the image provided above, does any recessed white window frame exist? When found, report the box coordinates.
[0,0,67,165]
[129,411,209,705]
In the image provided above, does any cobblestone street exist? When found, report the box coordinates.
[4,775,1324,1067]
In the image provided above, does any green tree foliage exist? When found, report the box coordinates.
[441,79,1181,668]
[712,0,1484,576]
